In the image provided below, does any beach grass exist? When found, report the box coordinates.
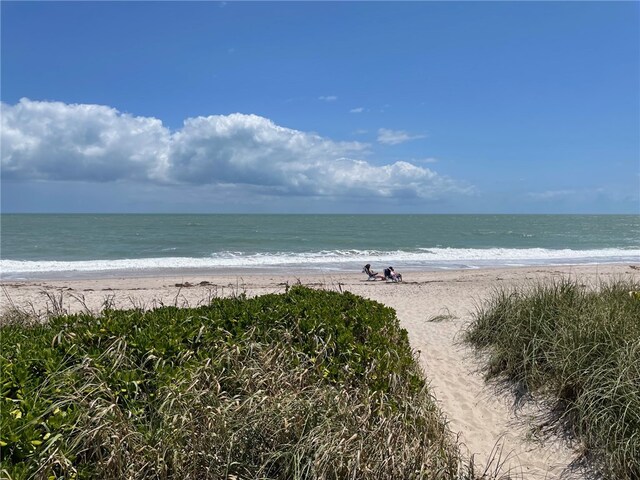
[464,277,640,479]
[0,285,501,480]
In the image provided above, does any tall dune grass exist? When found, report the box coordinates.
[1,286,503,479]
[465,277,640,479]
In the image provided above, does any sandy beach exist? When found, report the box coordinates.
[1,263,637,479]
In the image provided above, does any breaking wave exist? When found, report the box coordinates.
[2,247,638,279]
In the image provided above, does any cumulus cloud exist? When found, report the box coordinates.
[1,98,471,200]
[377,128,426,145]
[318,95,337,102]
[350,107,365,113]
[167,113,369,194]
[1,98,169,182]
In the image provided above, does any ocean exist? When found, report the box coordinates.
[1,214,638,280]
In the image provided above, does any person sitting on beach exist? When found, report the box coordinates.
[363,264,383,281]
[384,266,402,282]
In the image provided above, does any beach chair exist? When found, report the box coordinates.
[384,267,402,282]
[363,264,381,281]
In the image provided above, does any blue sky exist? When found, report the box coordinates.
[1,1,638,213]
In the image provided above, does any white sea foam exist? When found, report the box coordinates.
[1,248,639,278]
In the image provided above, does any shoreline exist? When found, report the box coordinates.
[2,263,638,479]
[1,258,636,282]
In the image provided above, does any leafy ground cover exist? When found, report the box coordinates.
[1,286,496,479]
[465,278,640,480]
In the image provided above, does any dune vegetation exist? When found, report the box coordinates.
[1,285,501,480]
[465,278,640,480]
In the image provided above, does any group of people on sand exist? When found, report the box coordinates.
[362,264,402,282]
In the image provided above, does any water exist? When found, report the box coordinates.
[1,214,638,279]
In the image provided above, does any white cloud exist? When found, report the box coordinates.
[1,98,168,182]
[526,189,577,200]
[350,107,365,113]
[1,98,471,201]
[319,95,337,102]
[526,188,615,204]
[377,128,426,145]
[167,113,368,194]
[416,157,438,164]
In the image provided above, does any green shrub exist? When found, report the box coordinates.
[1,286,487,479]
[465,278,640,480]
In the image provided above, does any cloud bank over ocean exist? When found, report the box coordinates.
[1,98,471,201]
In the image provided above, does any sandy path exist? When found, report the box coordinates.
[2,264,637,478]
[346,268,586,479]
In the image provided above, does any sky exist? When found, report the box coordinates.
[1,1,638,214]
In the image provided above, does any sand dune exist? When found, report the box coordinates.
[2,264,636,478]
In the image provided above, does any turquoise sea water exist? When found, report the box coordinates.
[1,214,639,279]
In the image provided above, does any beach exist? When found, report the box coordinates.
[2,263,636,478]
